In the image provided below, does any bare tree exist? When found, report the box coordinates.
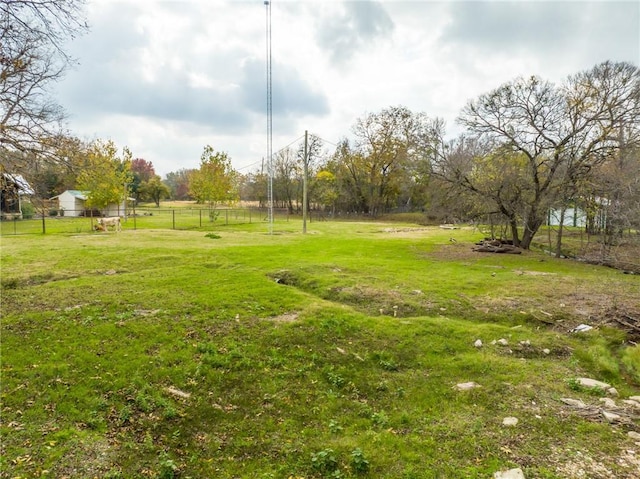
[272,147,300,213]
[454,61,639,249]
[1,0,87,172]
[342,106,439,215]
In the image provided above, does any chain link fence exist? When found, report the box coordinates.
[0,207,287,235]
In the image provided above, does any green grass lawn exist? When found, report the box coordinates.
[1,220,639,478]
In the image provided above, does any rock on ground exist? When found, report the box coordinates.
[455,382,480,391]
[576,377,611,390]
[494,468,525,479]
[502,417,519,427]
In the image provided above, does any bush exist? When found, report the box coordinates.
[21,202,35,219]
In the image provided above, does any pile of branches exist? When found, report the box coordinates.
[603,308,640,342]
[472,238,522,254]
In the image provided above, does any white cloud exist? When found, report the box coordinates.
[54,0,640,176]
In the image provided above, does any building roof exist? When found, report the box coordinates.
[50,190,88,200]
[2,173,34,195]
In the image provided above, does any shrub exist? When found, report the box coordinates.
[21,202,35,219]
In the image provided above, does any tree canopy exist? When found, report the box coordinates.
[76,140,131,211]
[188,145,238,210]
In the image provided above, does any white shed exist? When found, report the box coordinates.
[50,190,128,217]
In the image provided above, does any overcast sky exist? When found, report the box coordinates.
[54,0,640,177]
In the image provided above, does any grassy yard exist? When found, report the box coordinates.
[1,220,639,478]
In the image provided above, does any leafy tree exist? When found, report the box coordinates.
[313,170,339,214]
[1,0,88,168]
[239,170,268,207]
[76,140,132,213]
[139,175,170,207]
[330,106,439,215]
[130,158,156,201]
[188,145,238,215]
[164,168,193,200]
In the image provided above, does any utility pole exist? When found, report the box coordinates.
[302,130,308,234]
[264,0,273,234]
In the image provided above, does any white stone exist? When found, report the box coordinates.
[519,340,531,346]
[628,431,640,441]
[497,338,509,346]
[560,398,587,408]
[165,387,191,399]
[502,417,519,427]
[572,324,593,333]
[622,399,640,410]
[494,468,525,479]
[599,398,617,409]
[602,411,621,423]
[629,396,640,402]
[455,382,480,391]
[607,387,619,397]
[542,348,551,355]
[474,339,483,348]
[576,377,611,390]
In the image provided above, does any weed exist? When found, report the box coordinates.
[159,453,178,479]
[311,448,339,474]
[326,370,346,388]
[376,381,389,392]
[205,232,221,239]
[380,359,400,371]
[372,351,400,371]
[328,419,343,434]
[118,405,132,425]
[350,448,370,474]
[371,410,389,427]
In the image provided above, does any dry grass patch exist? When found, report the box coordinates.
[265,312,300,323]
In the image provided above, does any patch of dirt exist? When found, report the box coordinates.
[52,437,115,478]
[428,243,481,262]
[379,227,433,237]
[547,447,640,479]
[513,270,556,276]
[265,313,299,323]
[267,269,302,286]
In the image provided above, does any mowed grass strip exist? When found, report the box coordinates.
[1,221,639,478]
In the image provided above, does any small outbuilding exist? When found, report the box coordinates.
[50,190,130,217]
[1,173,34,220]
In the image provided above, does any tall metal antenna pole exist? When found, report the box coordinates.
[265,0,273,234]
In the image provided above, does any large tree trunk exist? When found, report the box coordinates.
[520,215,545,250]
